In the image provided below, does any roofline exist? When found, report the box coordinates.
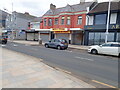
[43,10,87,18]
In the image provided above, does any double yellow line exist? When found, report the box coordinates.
[92,80,117,88]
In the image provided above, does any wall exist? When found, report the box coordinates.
[41,11,87,29]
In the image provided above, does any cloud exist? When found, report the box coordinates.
[1,0,110,17]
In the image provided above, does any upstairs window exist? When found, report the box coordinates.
[95,14,107,25]
[44,19,47,26]
[48,19,52,26]
[78,16,82,25]
[55,18,58,25]
[61,16,65,25]
[67,16,71,25]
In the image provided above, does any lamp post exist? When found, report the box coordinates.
[105,0,111,43]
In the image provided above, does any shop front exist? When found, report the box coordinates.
[35,29,51,43]
[25,30,38,41]
[52,28,71,44]
[84,24,120,45]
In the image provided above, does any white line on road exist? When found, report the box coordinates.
[31,48,38,51]
[1,45,6,47]
[75,56,94,61]
[65,50,72,52]
[13,44,18,47]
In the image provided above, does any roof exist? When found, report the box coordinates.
[12,11,36,20]
[44,2,93,16]
[31,17,42,22]
[88,2,120,14]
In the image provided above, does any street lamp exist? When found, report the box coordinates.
[105,0,111,43]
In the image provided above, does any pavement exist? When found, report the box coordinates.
[10,40,89,50]
[1,47,95,88]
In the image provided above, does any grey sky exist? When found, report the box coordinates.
[0,0,117,17]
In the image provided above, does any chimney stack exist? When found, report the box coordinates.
[50,3,56,10]
[80,0,85,4]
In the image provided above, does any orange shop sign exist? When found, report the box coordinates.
[54,31,71,33]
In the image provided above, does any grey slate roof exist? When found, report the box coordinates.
[13,11,36,20]
[88,2,120,14]
[44,2,93,16]
[31,17,42,22]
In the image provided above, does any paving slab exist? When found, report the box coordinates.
[1,48,95,88]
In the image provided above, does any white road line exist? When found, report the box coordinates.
[75,56,94,61]
[13,44,18,47]
[65,50,72,52]
[1,45,6,47]
[31,48,38,51]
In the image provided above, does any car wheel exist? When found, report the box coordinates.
[45,44,49,48]
[57,46,61,50]
[91,49,98,54]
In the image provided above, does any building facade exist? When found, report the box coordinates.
[39,2,93,44]
[6,11,36,39]
[0,10,8,29]
[84,2,120,45]
[26,17,42,41]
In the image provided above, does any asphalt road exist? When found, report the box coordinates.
[1,42,119,88]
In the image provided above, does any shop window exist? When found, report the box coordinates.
[61,16,65,25]
[107,33,114,42]
[88,32,114,45]
[44,19,47,26]
[100,33,105,44]
[95,14,107,25]
[55,18,58,25]
[77,16,82,25]
[67,16,70,25]
[89,33,95,45]
[116,33,120,42]
[94,33,101,45]
[48,19,52,26]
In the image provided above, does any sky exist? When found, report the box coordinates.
[0,0,118,17]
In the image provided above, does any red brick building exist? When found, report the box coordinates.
[39,2,93,44]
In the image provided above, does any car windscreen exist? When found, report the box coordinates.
[61,39,67,43]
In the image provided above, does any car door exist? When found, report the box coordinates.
[99,43,112,55]
[111,44,120,56]
[49,39,55,47]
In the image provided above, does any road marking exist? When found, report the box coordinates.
[65,50,72,52]
[25,44,30,46]
[55,67,72,74]
[92,80,116,88]
[75,56,94,61]
[1,45,6,47]
[13,44,18,47]
[31,48,38,51]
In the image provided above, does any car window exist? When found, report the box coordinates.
[51,39,55,42]
[54,39,60,42]
[111,44,120,47]
[101,44,111,47]
[61,39,67,43]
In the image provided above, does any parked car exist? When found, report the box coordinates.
[0,36,8,44]
[88,42,120,57]
[44,39,68,50]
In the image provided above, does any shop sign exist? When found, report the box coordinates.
[111,24,120,29]
[54,31,71,33]
[52,28,65,31]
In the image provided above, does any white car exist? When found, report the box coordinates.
[88,42,120,57]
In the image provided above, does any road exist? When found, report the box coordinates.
[1,42,119,88]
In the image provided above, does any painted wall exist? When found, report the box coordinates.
[40,11,87,29]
